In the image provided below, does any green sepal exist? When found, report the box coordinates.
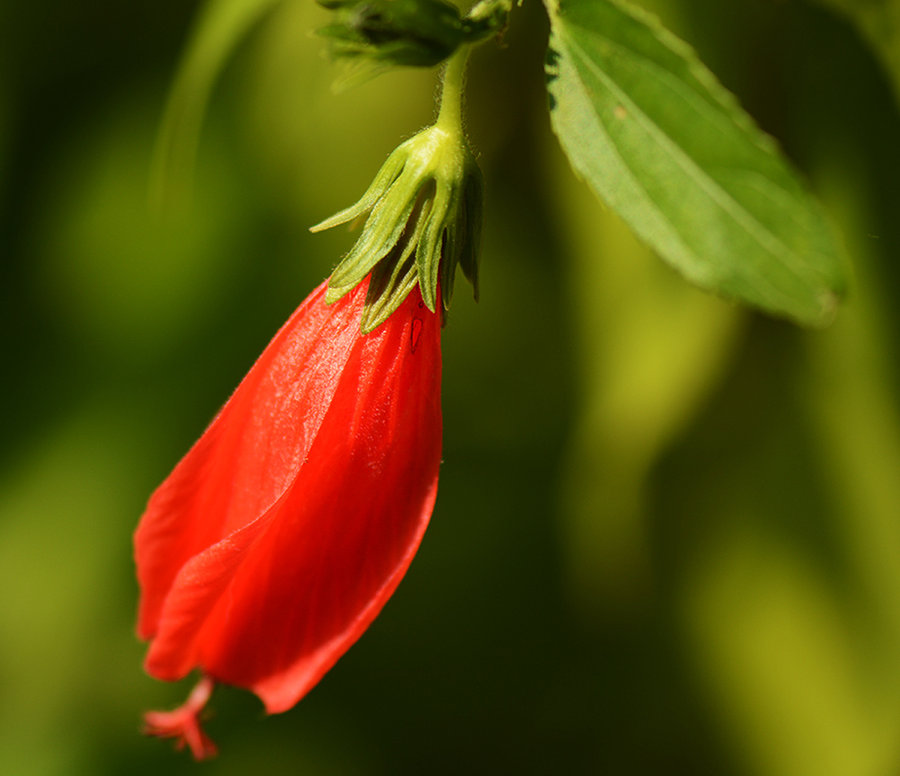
[439,162,483,310]
[371,205,428,324]
[309,149,406,233]
[457,163,483,300]
[415,180,453,311]
[325,177,424,303]
[440,228,457,311]
[312,122,483,332]
[361,247,421,332]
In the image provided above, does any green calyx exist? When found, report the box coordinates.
[312,126,482,332]
[311,50,482,333]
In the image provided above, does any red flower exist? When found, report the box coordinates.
[135,277,442,758]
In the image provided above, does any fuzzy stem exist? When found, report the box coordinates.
[436,46,470,136]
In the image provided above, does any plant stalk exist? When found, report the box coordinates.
[436,46,470,135]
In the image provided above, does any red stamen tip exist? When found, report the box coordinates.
[143,676,218,760]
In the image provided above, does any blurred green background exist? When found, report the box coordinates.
[2,0,899,773]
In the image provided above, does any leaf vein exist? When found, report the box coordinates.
[561,25,811,297]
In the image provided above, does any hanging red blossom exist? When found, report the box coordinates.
[135,278,442,758]
[137,54,482,753]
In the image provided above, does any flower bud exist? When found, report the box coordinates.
[312,123,483,332]
[317,0,467,68]
[136,279,443,756]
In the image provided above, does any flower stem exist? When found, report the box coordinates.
[436,46,470,136]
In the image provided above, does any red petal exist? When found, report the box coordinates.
[136,281,442,713]
[136,281,362,638]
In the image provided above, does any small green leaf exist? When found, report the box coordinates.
[544,0,849,326]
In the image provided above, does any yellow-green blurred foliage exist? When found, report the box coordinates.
[1,0,899,774]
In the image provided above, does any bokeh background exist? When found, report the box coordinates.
[2,0,899,773]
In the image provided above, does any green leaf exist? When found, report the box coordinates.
[150,0,285,210]
[544,0,849,326]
